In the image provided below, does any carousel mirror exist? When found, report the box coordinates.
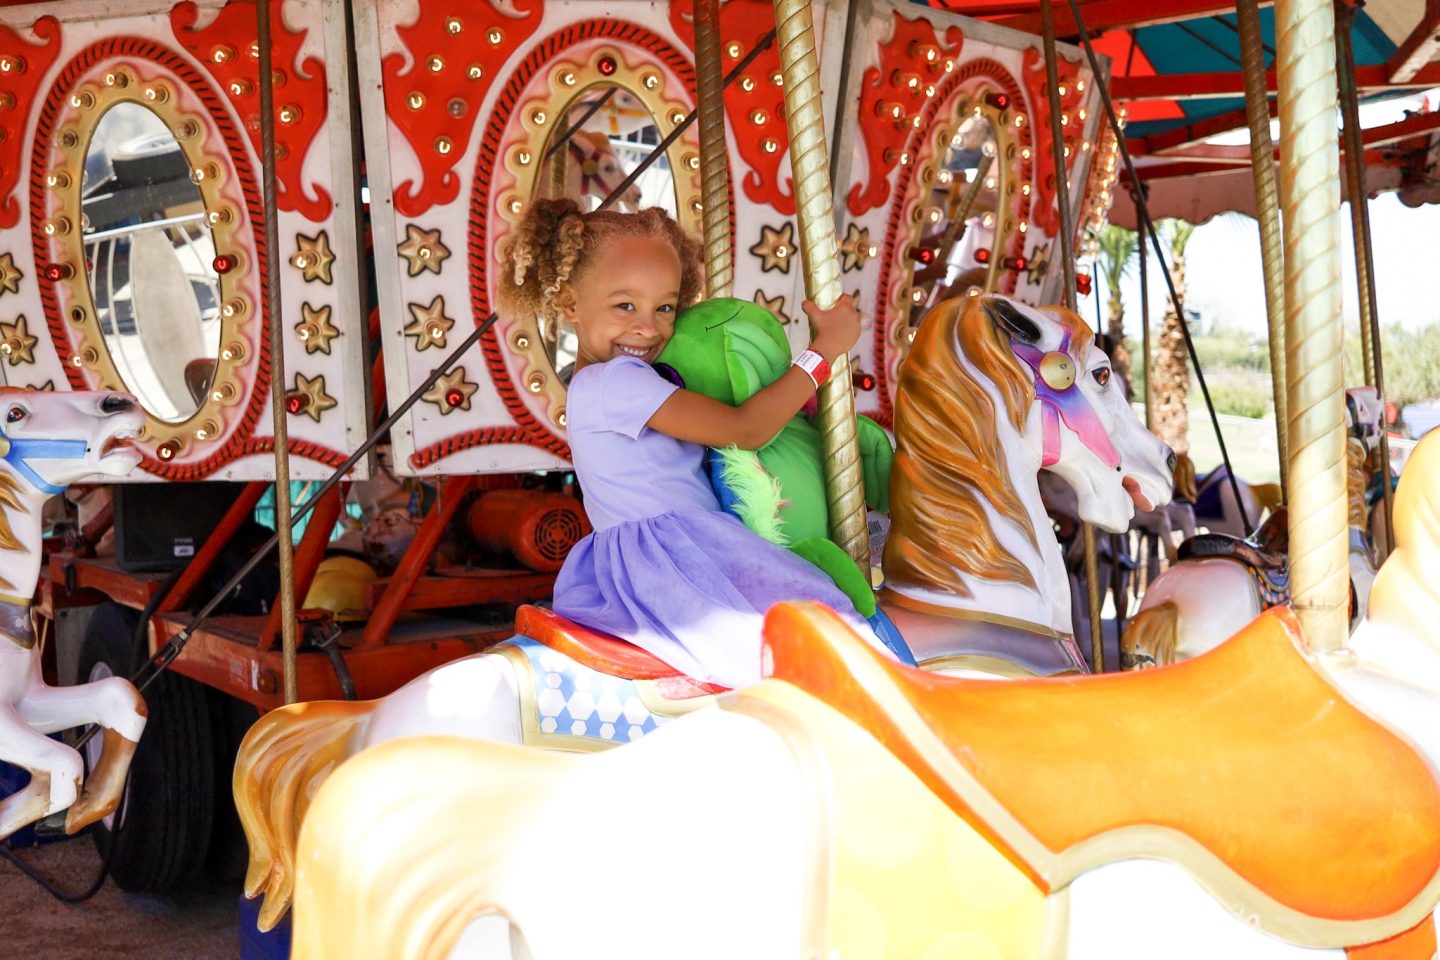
[909,105,1003,318]
[81,102,221,423]
[535,84,678,381]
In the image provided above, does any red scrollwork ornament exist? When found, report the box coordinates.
[171,0,332,221]
[847,15,963,217]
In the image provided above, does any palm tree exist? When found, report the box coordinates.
[1153,218,1197,454]
[1093,224,1138,385]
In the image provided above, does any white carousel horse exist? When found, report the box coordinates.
[1123,387,1384,669]
[288,433,1440,959]
[537,129,644,212]
[234,295,1174,928]
[0,389,147,840]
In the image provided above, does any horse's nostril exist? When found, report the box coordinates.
[1166,450,1177,472]
[101,394,134,414]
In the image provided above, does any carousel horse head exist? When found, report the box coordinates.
[893,295,1171,546]
[565,130,643,211]
[1345,386,1384,454]
[0,389,142,503]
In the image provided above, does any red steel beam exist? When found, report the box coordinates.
[1387,0,1440,82]
[1113,63,1440,100]
[995,0,1267,37]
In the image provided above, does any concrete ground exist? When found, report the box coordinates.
[1,837,239,959]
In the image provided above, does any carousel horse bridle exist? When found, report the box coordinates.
[1010,329,1122,471]
[0,431,88,496]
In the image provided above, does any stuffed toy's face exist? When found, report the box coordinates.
[655,298,791,406]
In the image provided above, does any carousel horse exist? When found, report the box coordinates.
[0,389,147,840]
[288,430,1440,959]
[1124,388,1384,669]
[234,295,1174,928]
[537,129,644,212]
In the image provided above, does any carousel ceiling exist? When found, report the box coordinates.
[917,0,1440,220]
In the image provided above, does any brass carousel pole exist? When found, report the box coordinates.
[771,0,869,569]
[258,0,299,703]
[1275,0,1349,653]
[1335,2,1395,557]
[1039,0,1103,670]
[1138,205,1153,430]
[1237,0,1289,495]
[695,0,734,298]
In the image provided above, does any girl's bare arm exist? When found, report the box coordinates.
[646,296,860,450]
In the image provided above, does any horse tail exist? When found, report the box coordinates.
[1122,601,1180,670]
[291,736,574,960]
[234,699,374,931]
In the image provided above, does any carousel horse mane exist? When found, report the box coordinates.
[1367,428,1440,637]
[0,472,27,578]
[886,296,1093,596]
[1347,437,1369,531]
[1172,452,1198,504]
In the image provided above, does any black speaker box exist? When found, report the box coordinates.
[113,482,248,573]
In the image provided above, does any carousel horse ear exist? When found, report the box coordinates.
[983,297,1042,344]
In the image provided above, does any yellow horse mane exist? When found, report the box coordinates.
[0,472,26,590]
[884,296,1093,597]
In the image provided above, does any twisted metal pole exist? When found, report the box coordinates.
[1275,0,1349,653]
[1334,2,1395,556]
[1138,206,1153,430]
[258,0,299,703]
[1237,0,1289,495]
[1065,0,1252,537]
[1040,0,1102,670]
[771,0,869,570]
[694,0,733,297]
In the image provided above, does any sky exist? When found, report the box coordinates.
[1077,88,1440,337]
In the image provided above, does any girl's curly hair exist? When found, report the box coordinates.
[496,198,704,326]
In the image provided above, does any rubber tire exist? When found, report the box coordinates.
[79,601,216,894]
[203,689,259,883]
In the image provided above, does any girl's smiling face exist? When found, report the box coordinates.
[555,235,682,368]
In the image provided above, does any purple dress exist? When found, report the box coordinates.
[553,354,879,688]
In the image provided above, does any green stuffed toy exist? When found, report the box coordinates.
[655,298,893,617]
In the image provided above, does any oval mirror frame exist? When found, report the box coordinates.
[496,47,703,432]
[44,67,252,461]
[893,90,1016,362]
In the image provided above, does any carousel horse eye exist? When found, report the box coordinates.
[6,406,25,423]
[1093,367,1111,388]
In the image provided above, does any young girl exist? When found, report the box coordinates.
[499,198,882,688]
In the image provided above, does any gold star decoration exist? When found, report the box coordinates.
[295,302,340,355]
[403,295,455,351]
[753,290,791,325]
[749,222,795,274]
[291,231,335,284]
[422,366,478,415]
[396,223,450,278]
[840,223,875,273]
[0,315,38,366]
[1025,242,1051,287]
[290,372,337,422]
[28,380,54,391]
[0,253,21,297]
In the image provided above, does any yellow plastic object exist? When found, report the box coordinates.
[302,556,378,622]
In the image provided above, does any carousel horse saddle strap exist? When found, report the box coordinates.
[515,606,685,681]
[1178,532,1284,572]
[762,602,1440,942]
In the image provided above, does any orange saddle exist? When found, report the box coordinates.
[762,602,1440,944]
[513,605,735,703]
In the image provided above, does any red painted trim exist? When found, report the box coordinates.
[29,39,347,479]
[0,16,62,229]
[410,18,699,471]
[870,58,1031,427]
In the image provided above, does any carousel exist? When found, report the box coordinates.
[0,0,1436,957]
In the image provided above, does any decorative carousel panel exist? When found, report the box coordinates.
[0,0,368,480]
[829,4,1106,425]
[359,0,846,476]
